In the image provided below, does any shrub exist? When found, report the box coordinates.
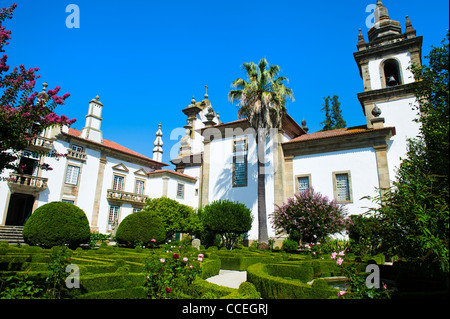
[115,211,166,248]
[143,197,203,240]
[282,239,298,252]
[348,215,384,256]
[271,188,349,244]
[23,202,90,249]
[200,200,253,250]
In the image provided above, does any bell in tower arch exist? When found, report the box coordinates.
[387,75,398,87]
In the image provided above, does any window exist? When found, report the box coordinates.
[135,180,144,195]
[61,199,74,204]
[334,172,352,203]
[383,59,402,87]
[108,205,119,231]
[177,183,185,199]
[297,176,310,193]
[232,138,248,187]
[65,165,80,185]
[113,175,124,191]
[71,144,83,153]
[133,207,142,213]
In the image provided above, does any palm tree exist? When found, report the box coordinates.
[228,58,294,244]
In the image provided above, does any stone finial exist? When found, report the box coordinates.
[191,96,196,105]
[301,117,309,133]
[95,94,100,101]
[357,28,367,51]
[204,85,209,100]
[42,82,48,93]
[405,15,416,38]
[372,105,382,117]
[153,122,164,162]
[375,0,389,22]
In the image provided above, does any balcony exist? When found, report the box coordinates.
[27,136,54,153]
[7,173,48,194]
[106,189,148,206]
[66,148,87,162]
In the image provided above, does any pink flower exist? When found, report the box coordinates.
[198,257,203,262]
[338,290,346,297]
[331,252,337,260]
[183,257,188,262]
[198,254,204,258]
[338,250,345,256]
[160,258,165,263]
[336,257,344,266]
[151,239,156,243]
[189,265,194,269]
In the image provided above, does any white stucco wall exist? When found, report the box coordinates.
[207,131,277,240]
[291,147,380,217]
[368,51,416,90]
[375,97,421,182]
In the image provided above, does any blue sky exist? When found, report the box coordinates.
[4,0,449,167]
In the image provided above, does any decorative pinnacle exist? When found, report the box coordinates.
[191,96,196,105]
[42,82,48,92]
[204,85,209,99]
[95,94,100,101]
[372,105,382,117]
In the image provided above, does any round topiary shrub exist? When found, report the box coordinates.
[115,211,166,247]
[23,201,91,249]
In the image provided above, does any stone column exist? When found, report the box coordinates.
[200,139,211,207]
[90,155,107,233]
[284,155,294,200]
[373,144,390,195]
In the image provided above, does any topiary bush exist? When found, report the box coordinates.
[115,211,166,247]
[23,201,91,249]
[200,199,253,250]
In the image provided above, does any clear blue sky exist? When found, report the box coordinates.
[4,0,449,167]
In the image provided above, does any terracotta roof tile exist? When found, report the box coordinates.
[147,169,197,181]
[284,125,394,144]
[64,128,168,167]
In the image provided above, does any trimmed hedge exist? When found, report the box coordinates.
[23,202,91,248]
[115,211,166,247]
[247,263,338,299]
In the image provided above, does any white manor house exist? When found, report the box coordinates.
[0,2,423,241]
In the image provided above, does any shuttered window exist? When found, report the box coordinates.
[177,183,185,199]
[232,139,248,187]
[135,180,144,195]
[336,173,351,202]
[65,165,80,185]
[113,175,124,191]
[108,205,119,231]
[297,176,310,193]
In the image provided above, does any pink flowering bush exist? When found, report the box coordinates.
[271,188,349,244]
[144,252,202,299]
[1,4,75,173]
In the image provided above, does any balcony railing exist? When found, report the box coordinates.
[66,149,87,162]
[27,136,54,153]
[106,189,148,206]
[7,173,48,193]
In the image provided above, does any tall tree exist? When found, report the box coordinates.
[229,58,293,245]
[371,32,449,273]
[320,95,346,131]
[0,4,75,174]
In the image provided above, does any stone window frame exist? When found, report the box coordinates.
[134,178,146,195]
[294,174,312,194]
[379,57,403,89]
[332,170,353,204]
[232,137,248,188]
[107,204,121,232]
[111,173,126,191]
[64,164,81,186]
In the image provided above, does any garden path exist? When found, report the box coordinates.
[206,270,247,289]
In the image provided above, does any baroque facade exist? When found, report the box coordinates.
[1,1,423,241]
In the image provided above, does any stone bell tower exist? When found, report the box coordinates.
[353,0,423,182]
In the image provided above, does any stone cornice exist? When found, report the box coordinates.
[282,127,395,157]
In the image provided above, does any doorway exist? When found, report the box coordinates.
[5,193,35,226]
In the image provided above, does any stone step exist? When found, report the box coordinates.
[0,226,25,244]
